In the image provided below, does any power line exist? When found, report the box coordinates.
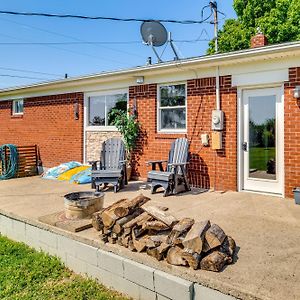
[0,74,53,80]
[0,16,145,61]
[0,40,210,45]
[0,10,214,24]
[0,66,62,77]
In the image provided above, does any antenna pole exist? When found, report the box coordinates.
[148,34,162,63]
[168,32,180,60]
[210,0,218,53]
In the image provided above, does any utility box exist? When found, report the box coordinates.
[211,110,224,131]
[211,131,223,150]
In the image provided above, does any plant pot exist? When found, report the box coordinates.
[127,165,132,181]
[293,187,300,205]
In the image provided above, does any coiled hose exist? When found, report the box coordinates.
[0,144,18,180]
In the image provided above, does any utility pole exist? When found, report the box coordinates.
[210,0,218,53]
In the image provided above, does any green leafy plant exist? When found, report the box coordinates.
[108,108,140,160]
[207,0,300,54]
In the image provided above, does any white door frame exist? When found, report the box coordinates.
[237,84,285,197]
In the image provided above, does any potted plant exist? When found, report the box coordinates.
[108,108,140,179]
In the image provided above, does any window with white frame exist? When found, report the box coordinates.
[158,84,186,131]
[88,93,127,127]
[12,99,24,115]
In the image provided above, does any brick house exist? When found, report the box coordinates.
[0,36,300,198]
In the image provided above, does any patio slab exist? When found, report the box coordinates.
[0,176,299,300]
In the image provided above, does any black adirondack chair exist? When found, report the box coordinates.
[90,138,127,193]
[147,137,191,197]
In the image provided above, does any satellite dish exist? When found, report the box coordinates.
[140,21,168,47]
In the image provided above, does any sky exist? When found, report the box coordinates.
[0,0,236,89]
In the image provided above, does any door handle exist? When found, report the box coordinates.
[242,142,248,151]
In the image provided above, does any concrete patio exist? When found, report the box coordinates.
[0,176,299,300]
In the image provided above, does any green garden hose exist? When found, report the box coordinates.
[0,144,18,180]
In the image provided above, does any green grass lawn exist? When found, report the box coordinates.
[249,147,275,170]
[0,235,128,300]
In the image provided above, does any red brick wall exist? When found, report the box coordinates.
[129,76,238,191]
[284,67,300,198]
[0,92,84,168]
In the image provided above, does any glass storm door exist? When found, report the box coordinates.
[242,88,283,195]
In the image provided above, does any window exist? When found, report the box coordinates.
[88,93,127,127]
[12,99,24,115]
[158,84,186,131]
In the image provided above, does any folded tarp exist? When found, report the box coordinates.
[70,167,92,184]
[42,161,82,180]
[57,166,90,181]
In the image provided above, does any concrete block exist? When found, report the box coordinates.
[1,216,13,237]
[98,249,124,277]
[11,220,26,243]
[154,270,193,300]
[57,234,77,256]
[194,284,237,300]
[74,242,98,266]
[65,253,87,275]
[123,258,155,290]
[25,224,41,250]
[139,286,156,300]
[86,263,103,282]
[39,229,57,249]
[156,294,171,300]
[111,274,140,299]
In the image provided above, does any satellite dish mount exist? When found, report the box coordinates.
[141,21,180,63]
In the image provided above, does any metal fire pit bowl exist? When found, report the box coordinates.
[64,191,104,220]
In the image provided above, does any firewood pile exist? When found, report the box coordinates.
[92,194,236,272]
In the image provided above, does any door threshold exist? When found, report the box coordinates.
[241,189,284,198]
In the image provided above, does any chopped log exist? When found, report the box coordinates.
[132,226,146,238]
[145,234,168,249]
[99,233,108,243]
[142,206,178,227]
[103,227,112,235]
[101,198,129,228]
[112,208,143,234]
[107,236,117,244]
[132,235,149,252]
[114,194,150,218]
[200,251,229,272]
[128,240,136,252]
[182,249,201,270]
[124,212,152,230]
[147,247,164,261]
[219,236,236,264]
[203,224,226,252]
[168,218,194,245]
[157,241,171,255]
[166,247,188,266]
[142,220,169,231]
[182,220,211,254]
[120,234,131,248]
[92,210,104,231]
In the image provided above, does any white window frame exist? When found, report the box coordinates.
[12,99,24,115]
[84,89,128,132]
[157,82,187,133]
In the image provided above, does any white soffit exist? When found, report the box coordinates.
[232,69,289,86]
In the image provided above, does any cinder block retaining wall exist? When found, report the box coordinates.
[0,212,237,300]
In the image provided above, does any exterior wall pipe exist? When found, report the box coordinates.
[216,66,220,110]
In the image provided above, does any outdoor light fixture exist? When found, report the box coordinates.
[136,76,144,84]
[294,86,300,99]
[133,98,138,116]
[74,101,79,120]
